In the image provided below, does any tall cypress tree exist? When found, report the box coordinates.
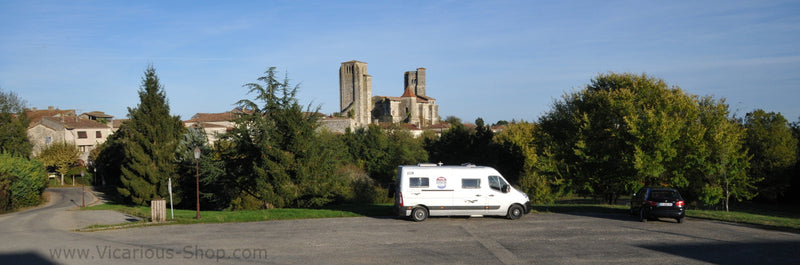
[117,65,186,205]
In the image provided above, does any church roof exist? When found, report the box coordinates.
[401,86,416,97]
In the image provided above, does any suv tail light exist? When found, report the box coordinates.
[676,200,685,207]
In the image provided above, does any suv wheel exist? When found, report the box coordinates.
[639,208,647,223]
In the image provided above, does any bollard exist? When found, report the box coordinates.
[151,199,166,223]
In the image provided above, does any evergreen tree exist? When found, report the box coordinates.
[117,65,186,205]
[221,67,347,208]
[178,126,226,209]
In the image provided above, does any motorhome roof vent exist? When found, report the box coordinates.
[418,163,439,167]
[461,163,476,167]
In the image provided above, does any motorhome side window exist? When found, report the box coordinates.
[409,177,429,188]
[462,179,480,189]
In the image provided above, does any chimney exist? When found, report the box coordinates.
[48,106,55,110]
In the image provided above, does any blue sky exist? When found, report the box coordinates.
[2,1,798,124]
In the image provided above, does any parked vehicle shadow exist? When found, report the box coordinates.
[532,202,681,223]
[638,240,800,264]
[0,251,57,265]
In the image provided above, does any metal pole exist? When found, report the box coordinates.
[196,158,201,219]
[81,170,85,207]
[194,146,201,219]
[168,177,174,220]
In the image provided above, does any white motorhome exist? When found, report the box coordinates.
[390,164,531,222]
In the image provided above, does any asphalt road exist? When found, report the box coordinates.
[1,188,798,264]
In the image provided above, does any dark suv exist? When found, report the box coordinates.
[630,187,685,223]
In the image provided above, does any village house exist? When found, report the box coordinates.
[26,107,113,163]
[183,108,248,143]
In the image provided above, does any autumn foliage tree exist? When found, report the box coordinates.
[35,141,80,185]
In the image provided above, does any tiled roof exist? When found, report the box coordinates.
[188,112,236,122]
[426,123,450,130]
[401,86,416,98]
[81,111,113,118]
[374,88,435,103]
[191,122,227,128]
[112,119,128,129]
[26,108,76,125]
[42,116,109,129]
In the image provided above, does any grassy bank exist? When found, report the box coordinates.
[84,198,799,234]
[532,197,800,233]
[80,203,393,230]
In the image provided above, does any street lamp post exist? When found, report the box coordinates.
[193,146,201,219]
[81,170,85,207]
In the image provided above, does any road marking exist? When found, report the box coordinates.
[461,223,521,265]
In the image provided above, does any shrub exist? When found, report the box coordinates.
[0,153,48,212]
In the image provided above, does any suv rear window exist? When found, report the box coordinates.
[649,190,681,201]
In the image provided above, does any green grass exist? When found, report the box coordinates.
[532,196,800,233]
[686,209,800,233]
[80,203,394,231]
[83,197,800,234]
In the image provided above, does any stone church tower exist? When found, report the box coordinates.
[326,60,439,132]
[339,61,372,127]
[372,67,439,127]
[404,68,426,97]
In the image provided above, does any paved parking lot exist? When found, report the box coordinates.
[2,188,799,264]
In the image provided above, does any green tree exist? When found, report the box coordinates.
[425,117,499,168]
[117,65,186,205]
[0,153,48,212]
[221,67,347,208]
[493,122,556,203]
[0,88,32,157]
[92,128,126,197]
[176,126,226,209]
[343,124,427,185]
[791,119,800,202]
[35,141,80,185]
[744,109,798,201]
[537,73,714,204]
[696,98,753,211]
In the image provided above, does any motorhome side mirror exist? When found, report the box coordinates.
[501,185,511,193]
[387,183,396,198]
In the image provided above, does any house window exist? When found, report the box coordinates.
[45,136,52,144]
[77,131,88,139]
[96,131,102,138]
[409,177,429,188]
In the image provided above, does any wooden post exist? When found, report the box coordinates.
[151,199,166,223]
